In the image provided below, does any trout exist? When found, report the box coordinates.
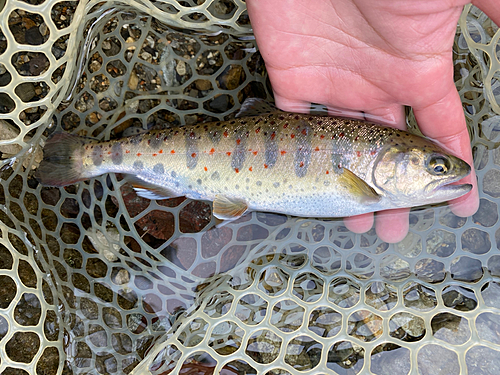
[36,98,472,220]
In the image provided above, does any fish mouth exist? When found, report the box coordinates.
[425,161,472,202]
[431,182,473,200]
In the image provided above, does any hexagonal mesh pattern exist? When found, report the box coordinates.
[0,1,499,375]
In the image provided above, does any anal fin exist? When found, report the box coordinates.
[213,195,248,220]
[127,176,180,201]
[340,168,381,205]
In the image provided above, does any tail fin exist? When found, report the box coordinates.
[36,133,87,187]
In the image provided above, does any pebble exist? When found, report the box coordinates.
[114,269,130,285]
[141,51,152,63]
[39,23,48,36]
[176,61,186,75]
[128,71,139,90]
[15,82,36,102]
[483,169,500,198]
[195,79,211,91]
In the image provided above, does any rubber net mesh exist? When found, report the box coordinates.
[0,1,499,374]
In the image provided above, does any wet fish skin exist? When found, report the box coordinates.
[36,103,471,219]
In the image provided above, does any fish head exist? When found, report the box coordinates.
[372,141,472,207]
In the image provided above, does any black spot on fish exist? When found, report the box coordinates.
[111,143,123,165]
[92,146,103,166]
[153,163,164,174]
[131,136,142,145]
[197,179,202,185]
[150,134,163,149]
[186,132,198,169]
[256,181,262,186]
[211,171,220,181]
[294,122,312,178]
[171,171,177,178]
[232,131,246,171]
[273,182,280,188]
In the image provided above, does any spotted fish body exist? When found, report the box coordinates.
[36,99,472,219]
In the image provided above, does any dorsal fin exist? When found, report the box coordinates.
[236,98,281,118]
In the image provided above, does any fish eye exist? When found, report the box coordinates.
[428,155,450,175]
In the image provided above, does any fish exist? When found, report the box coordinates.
[35,98,472,220]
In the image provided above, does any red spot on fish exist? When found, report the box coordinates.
[159,149,163,154]
[249,167,253,171]
[107,151,111,155]
[235,168,239,173]
[152,153,157,157]
[283,123,288,128]
[253,151,258,156]
[223,131,228,137]
[355,136,359,141]
[320,135,325,139]
[137,153,142,157]
[291,134,295,139]
[171,150,175,154]
[147,140,151,145]
[339,132,344,137]
[204,166,207,171]
[370,150,377,156]
[281,150,286,155]
[271,132,276,140]
[356,151,361,157]
[209,148,215,155]
[191,153,197,158]
[255,128,261,134]
[326,170,329,174]
[315,147,320,152]
[190,132,195,138]
[301,129,307,136]
[226,151,232,156]
[126,150,130,154]
[300,162,304,167]
[236,139,241,145]
[264,164,268,169]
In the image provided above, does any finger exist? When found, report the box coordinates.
[363,103,406,129]
[413,85,479,217]
[472,0,500,27]
[375,208,410,243]
[273,94,312,114]
[344,213,374,233]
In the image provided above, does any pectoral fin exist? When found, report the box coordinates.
[213,195,248,220]
[340,168,381,204]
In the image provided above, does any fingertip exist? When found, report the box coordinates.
[375,208,410,244]
[344,213,374,234]
[449,181,480,217]
[273,95,311,114]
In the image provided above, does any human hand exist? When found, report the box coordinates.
[247,0,500,243]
